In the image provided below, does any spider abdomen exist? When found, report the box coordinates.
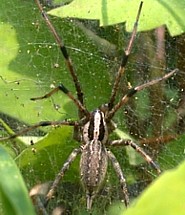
[80,140,108,209]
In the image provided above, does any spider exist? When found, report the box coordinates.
[1,0,177,212]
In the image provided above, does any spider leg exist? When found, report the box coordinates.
[35,0,84,109]
[107,68,178,120]
[45,148,81,206]
[0,119,79,141]
[110,139,161,174]
[107,150,129,207]
[31,84,89,117]
[108,1,143,110]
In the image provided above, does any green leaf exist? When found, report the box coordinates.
[16,126,80,184]
[0,146,36,215]
[117,160,185,215]
[157,134,185,170]
[115,128,144,166]
[49,0,185,36]
[0,0,110,126]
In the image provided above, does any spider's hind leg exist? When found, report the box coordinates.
[107,150,130,207]
[110,139,161,174]
[45,148,81,207]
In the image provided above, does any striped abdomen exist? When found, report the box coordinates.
[80,140,108,209]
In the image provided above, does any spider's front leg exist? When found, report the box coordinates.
[45,148,81,206]
[110,139,161,174]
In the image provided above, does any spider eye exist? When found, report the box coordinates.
[99,104,109,113]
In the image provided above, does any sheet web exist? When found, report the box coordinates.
[0,0,184,214]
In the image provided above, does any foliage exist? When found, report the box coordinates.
[16,126,80,184]
[0,0,110,125]
[157,134,185,169]
[0,0,184,214]
[117,159,185,215]
[0,145,36,215]
[51,0,185,36]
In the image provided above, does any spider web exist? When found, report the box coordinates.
[0,0,184,214]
